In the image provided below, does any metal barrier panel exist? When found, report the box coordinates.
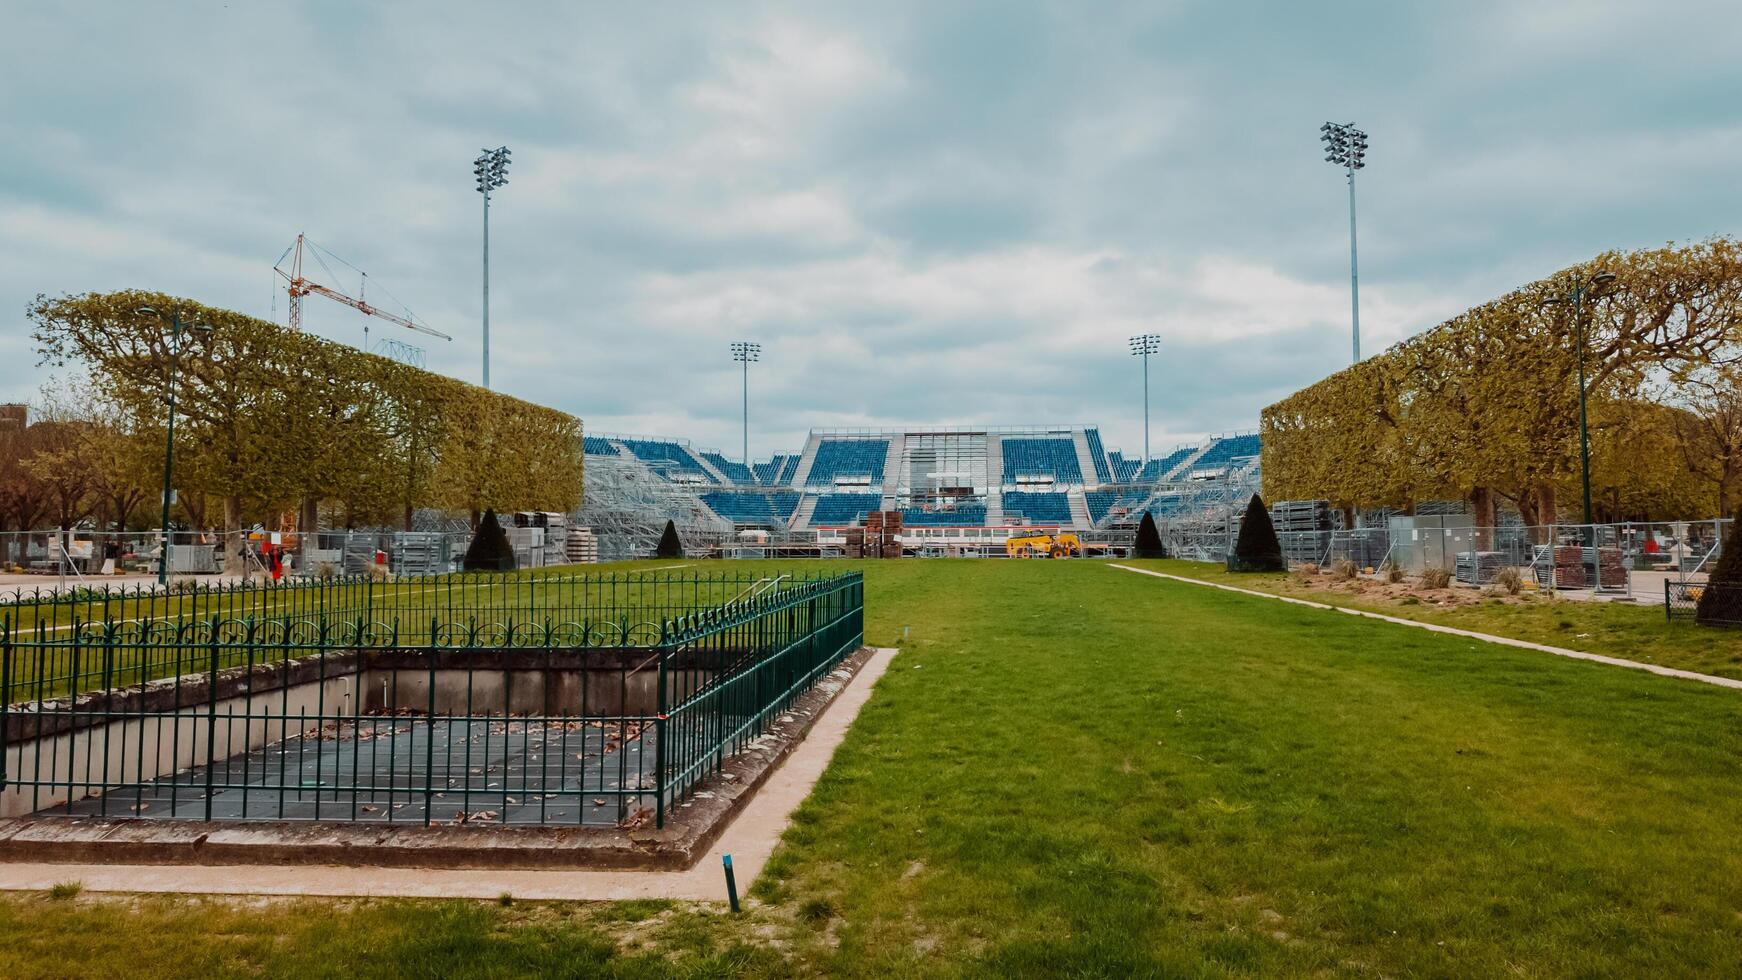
[1667,580,1742,627]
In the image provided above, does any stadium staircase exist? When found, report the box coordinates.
[792,495,819,530]
[880,438,904,510]
[692,452,732,485]
[1161,442,1213,480]
[787,432,823,489]
[1067,491,1092,529]
[985,490,1005,526]
[1072,434,1099,489]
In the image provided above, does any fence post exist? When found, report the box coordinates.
[204,617,221,821]
[1664,578,1671,622]
[1,614,10,795]
[655,622,668,830]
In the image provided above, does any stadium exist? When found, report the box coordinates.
[577,425,1261,559]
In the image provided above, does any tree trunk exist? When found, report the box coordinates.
[300,496,319,535]
[1536,484,1558,543]
[1470,487,1496,550]
[222,494,245,575]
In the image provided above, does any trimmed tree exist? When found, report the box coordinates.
[654,519,684,559]
[462,508,517,571]
[1227,494,1286,572]
[1133,511,1167,559]
[1696,506,1742,625]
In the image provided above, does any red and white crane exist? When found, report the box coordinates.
[273,234,452,345]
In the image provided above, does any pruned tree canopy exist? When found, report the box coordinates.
[1261,240,1742,523]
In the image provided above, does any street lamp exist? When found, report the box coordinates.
[1540,271,1618,539]
[1128,334,1161,465]
[1320,121,1369,363]
[474,145,511,389]
[137,306,212,586]
[730,341,761,469]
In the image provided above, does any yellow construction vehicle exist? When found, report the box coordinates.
[1005,532,1082,559]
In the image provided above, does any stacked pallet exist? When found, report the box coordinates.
[1455,551,1507,585]
[1595,546,1627,589]
[1553,545,1586,588]
[1271,500,1335,565]
[565,526,599,564]
[863,511,905,558]
[392,532,450,575]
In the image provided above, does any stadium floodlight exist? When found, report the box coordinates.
[137,306,212,587]
[1320,121,1368,363]
[1128,334,1162,465]
[731,341,761,468]
[1539,271,1619,541]
[474,146,511,389]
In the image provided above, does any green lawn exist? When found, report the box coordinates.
[1131,557,1742,680]
[5,558,1742,977]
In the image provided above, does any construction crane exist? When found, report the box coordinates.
[273,234,452,350]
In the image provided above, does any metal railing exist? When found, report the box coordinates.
[0,570,864,828]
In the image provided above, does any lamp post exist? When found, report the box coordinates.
[1320,121,1369,363]
[473,146,511,389]
[1128,334,1161,464]
[730,341,761,468]
[1541,271,1617,540]
[137,306,211,586]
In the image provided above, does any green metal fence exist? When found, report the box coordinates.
[0,570,864,829]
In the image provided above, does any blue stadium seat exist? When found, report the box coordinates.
[620,439,717,483]
[1138,446,1196,482]
[1001,491,1072,524]
[1083,429,1113,484]
[1085,491,1120,524]
[1192,434,1262,470]
[810,493,882,525]
[1000,439,1082,484]
[899,505,988,526]
[1108,452,1139,483]
[583,436,619,456]
[701,491,801,525]
[806,440,889,487]
[701,452,755,485]
[752,455,791,485]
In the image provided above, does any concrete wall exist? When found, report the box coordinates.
[3,674,356,818]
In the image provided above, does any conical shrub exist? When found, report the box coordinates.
[463,508,517,572]
[1696,507,1742,625]
[1227,494,1286,573]
[1133,511,1168,559]
[654,519,685,559]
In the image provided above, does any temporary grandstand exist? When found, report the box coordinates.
[576,427,1264,559]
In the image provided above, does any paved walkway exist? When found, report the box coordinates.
[0,648,898,901]
[1110,565,1742,691]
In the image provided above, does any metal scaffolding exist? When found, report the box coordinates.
[574,452,733,561]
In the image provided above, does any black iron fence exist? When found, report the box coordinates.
[1667,579,1742,628]
[0,571,864,829]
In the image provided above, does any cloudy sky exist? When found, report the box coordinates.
[4,1,1740,461]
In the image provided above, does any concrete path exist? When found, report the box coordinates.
[0,647,898,901]
[1110,564,1742,691]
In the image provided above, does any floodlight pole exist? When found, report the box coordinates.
[1321,122,1368,364]
[1347,166,1360,363]
[474,146,511,389]
[1129,334,1160,464]
[731,342,760,467]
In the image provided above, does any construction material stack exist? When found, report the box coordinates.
[1455,551,1507,585]
[1271,499,1336,565]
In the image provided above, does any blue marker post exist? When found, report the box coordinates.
[722,853,741,913]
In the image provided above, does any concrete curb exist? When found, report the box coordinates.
[1109,564,1742,691]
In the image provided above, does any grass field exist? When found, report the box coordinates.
[5,558,1742,977]
[1132,558,1742,680]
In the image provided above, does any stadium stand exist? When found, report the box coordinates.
[778,454,801,484]
[619,438,716,482]
[1108,451,1139,483]
[900,505,988,526]
[701,452,755,485]
[806,440,890,487]
[583,436,619,456]
[1001,491,1073,523]
[1084,428,1113,484]
[752,455,790,485]
[700,490,801,526]
[1137,446,1196,482]
[810,493,882,525]
[1192,434,1262,470]
[1085,490,1121,524]
[1001,438,1083,484]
